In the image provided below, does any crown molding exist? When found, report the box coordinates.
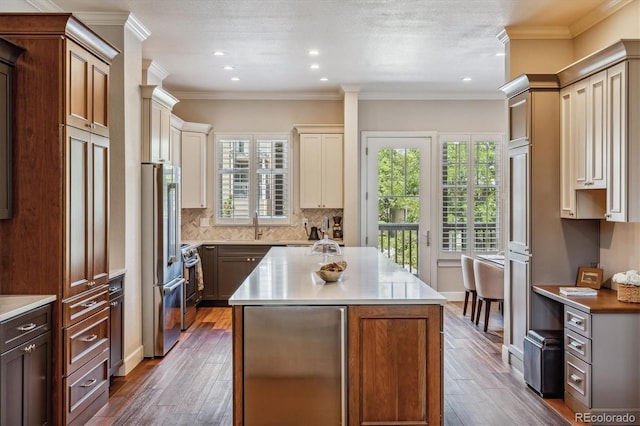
[71,12,151,42]
[358,91,505,101]
[502,26,573,40]
[294,124,344,134]
[570,0,635,37]
[140,85,180,109]
[340,84,361,93]
[171,90,344,101]
[182,121,213,134]
[25,0,62,12]
[170,114,185,129]
[142,59,170,83]
[499,74,559,98]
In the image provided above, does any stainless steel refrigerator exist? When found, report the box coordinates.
[141,163,184,357]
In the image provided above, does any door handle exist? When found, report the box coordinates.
[164,279,185,294]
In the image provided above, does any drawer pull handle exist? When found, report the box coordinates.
[570,374,582,383]
[23,343,36,353]
[82,301,98,309]
[569,341,583,350]
[18,323,37,332]
[110,301,119,307]
[82,334,98,343]
[569,318,583,326]
[109,287,119,292]
[80,378,97,388]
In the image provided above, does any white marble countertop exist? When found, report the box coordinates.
[0,295,57,322]
[229,246,446,306]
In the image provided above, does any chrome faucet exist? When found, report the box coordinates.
[253,211,263,240]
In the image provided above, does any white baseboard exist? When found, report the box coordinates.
[439,291,465,301]
[114,345,145,377]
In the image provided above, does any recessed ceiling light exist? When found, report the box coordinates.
[462,77,472,82]
[320,77,328,82]
[223,65,234,70]
[495,52,505,57]
[213,51,225,56]
[231,76,240,81]
[309,49,319,56]
[310,64,320,70]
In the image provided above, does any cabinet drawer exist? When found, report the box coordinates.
[565,352,591,408]
[564,306,591,337]
[63,285,109,327]
[564,330,591,363]
[0,304,51,353]
[63,349,109,426]
[64,307,109,375]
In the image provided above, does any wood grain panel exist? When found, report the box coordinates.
[91,136,109,287]
[91,63,109,133]
[349,305,442,426]
[68,43,90,126]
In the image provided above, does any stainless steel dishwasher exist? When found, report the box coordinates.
[243,306,346,426]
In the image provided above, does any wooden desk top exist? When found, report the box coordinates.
[533,285,640,314]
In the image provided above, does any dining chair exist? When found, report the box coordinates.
[460,255,477,321]
[473,259,505,332]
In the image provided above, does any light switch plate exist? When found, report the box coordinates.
[199,217,210,227]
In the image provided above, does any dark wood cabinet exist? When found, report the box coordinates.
[109,273,124,377]
[199,244,273,302]
[217,245,270,300]
[199,245,218,301]
[0,13,118,425]
[0,37,23,220]
[0,303,52,426]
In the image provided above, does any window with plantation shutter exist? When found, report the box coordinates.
[440,134,502,256]
[216,133,290,225]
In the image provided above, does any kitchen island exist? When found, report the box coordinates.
[229,246,446,426]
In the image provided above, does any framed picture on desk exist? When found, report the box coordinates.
[576,266,603,289]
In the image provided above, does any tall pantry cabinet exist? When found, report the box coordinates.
[499,75,600,368]
[0,14,118,425]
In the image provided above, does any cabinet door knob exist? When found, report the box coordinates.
[87,281,96,287]
[110,301,119,307]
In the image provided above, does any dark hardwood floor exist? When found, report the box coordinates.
[88,303,574,425]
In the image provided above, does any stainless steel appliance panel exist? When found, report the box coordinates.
[141,162,183,358]
[243,306,345,426]
[142,277,184,358]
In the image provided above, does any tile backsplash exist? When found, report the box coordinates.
[182,207,344,241]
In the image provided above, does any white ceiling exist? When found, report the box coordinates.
[4,0,623,99]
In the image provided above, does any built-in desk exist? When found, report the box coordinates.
[533,285,640,418]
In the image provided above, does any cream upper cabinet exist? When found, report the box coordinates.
[181,122,212,209]
[573,71,607,190]
[558,40,639,222]
[559,80,606,219]
[170,114,184,167]
[141,85,179,164]
[605,60,640,222]
[297,128,343,209]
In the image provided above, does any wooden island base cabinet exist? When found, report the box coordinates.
[230,247,445,426]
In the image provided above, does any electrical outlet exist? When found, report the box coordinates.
[302,218,308,228]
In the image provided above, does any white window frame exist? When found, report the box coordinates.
[438,133,505,259]
[213,132,292,226]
